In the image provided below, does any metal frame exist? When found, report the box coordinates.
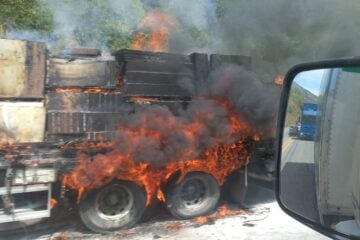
[0,183,51,223]
[275,57,360,240]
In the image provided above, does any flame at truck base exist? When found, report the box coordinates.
[62,98,255,205]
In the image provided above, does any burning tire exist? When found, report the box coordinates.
[79,180,146,233]
[165,171,220,219]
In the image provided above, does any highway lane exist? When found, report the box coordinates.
[281,130,315,168]
[279,129,319,222]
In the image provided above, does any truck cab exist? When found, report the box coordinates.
[299,103,319,140]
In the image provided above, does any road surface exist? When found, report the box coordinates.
[281,131,315,168]
[280,129,320,223]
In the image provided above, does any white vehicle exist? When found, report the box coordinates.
[315,67,360,234]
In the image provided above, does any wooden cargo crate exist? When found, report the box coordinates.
[0,39,46,98]
[46,112,123,134]
[47,58,120,88]
[0,101,46,144]
[124,83,192,97]
[46,91,124,112]
[114,49,192,64]
[114,49,202,98]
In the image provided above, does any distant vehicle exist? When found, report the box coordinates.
[288,124,298,137]
[298,103,319,140]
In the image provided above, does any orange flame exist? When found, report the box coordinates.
[62,98,253,205]
[157,189,166,202]
[274,75,284,85]
[54,87,119,93]
[50,198,58,208]
[165,222,184,230]
[193,204,248,224]
[131,10,177,51]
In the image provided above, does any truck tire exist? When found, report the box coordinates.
[79,180,146,233]
[165,171,220,219]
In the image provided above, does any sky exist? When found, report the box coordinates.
[294,69,325,96]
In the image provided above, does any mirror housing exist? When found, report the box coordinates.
[276,57,360,239]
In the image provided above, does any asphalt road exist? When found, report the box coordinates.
[281,128,315,167]
[279,129,320,223]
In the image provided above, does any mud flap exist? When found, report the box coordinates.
[222,166,248,207]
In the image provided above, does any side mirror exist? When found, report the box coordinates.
[276,59,360,239]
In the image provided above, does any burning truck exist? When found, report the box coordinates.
[0,38,276,233]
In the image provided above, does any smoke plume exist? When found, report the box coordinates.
[8,0,360,80]
[5,0,358,164]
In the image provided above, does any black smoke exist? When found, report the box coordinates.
[108,64,277,167]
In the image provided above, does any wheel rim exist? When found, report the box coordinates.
[180,178,207,206]
[95,184,134,219]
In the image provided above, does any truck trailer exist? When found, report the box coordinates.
[315,67,360,234]
[0,39,275,233]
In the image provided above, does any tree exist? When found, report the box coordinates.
[45,0,145,51]
[0,0,53,37]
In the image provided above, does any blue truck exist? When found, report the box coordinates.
[298,102,319,140]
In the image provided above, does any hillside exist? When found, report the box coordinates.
[285,82,318,126]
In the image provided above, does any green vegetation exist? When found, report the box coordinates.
[71,0,145,50]
[43,0,146,51]
[285,82,318,127]
[285,84,303,127]
[0,0,53,36]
